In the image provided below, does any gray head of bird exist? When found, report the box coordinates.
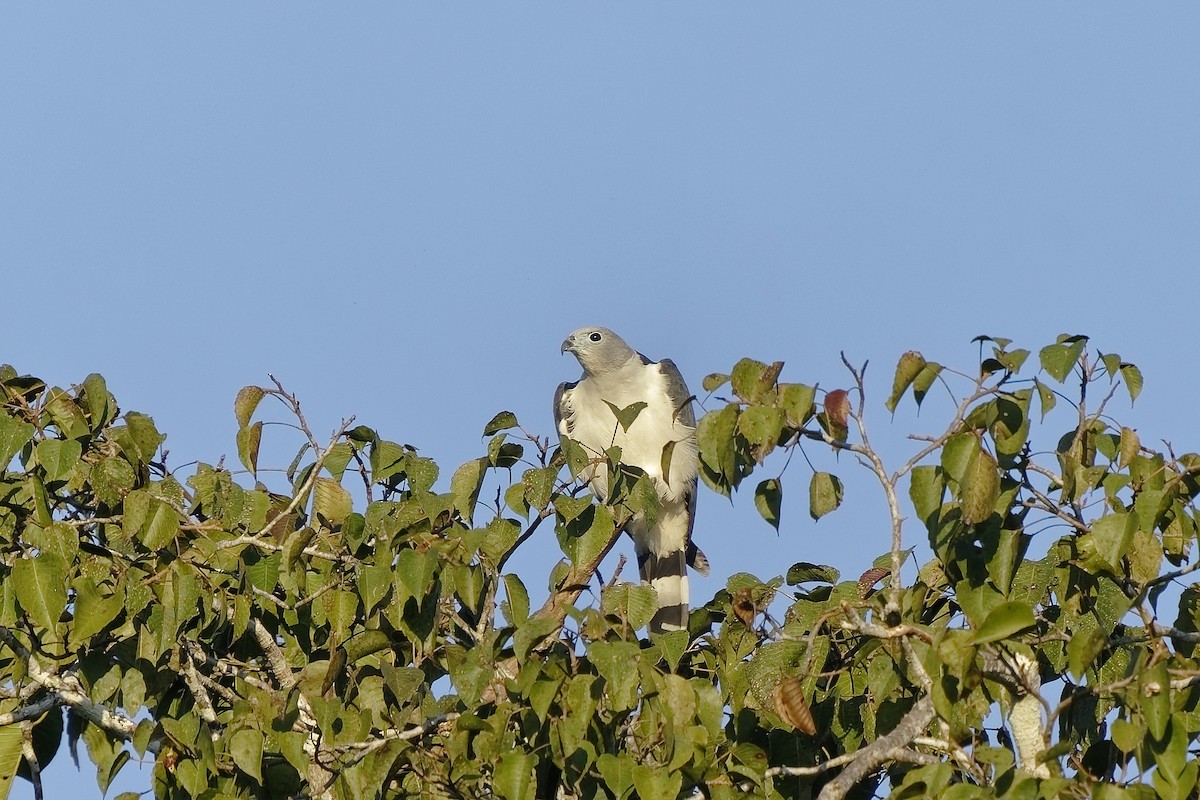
[561,326,638,376]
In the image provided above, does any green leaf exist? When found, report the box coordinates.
[1140,661,1170,740]
[632,764,683,800]
[501,574,530,624]
[450,457,487,524]
[1110,717,1143,754]
[1039,336,1087,383]
[236,421,263,477]
[786,562,840,585]
[229,728,264,783]
[114,412,165,464]
[322,441,354,481]
[91,456,136,507]
[603,400,648,433]
[590,641,641,711]
[1030,379,1055,421]
[912,363,942,407]
[597,753,636,800]
[70,577,125,647]
[313,477,352,525]
[484,410,519,436]
[0,412,35,467]
[808,472,843,520]
[1079,512,1133,575]
[779,383,816,427]
[909,465,946,524]
[342,629,392,663]
[370,439,408,483]
[13,552,68,634]
[730,358,769,401]
[738,406,785,450]
[696,404,739,494]
[702,373,730,392]
[967,600,1035,644]
[0,725,22,800]
[522,466,556,511]
[357,559,392,614]
[34,438,82,482]
[493,750,536,800]
[233,385,266,428]
[141,499,179,550]
[754,478,782,530]
[960,446,1000,525]
[1067,626,1108,680]
[1119,363,1143,402]
[886,351,927,413]
[941,433,978,485]
[600,583,658,630]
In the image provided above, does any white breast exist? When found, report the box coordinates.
[562,363,698,502]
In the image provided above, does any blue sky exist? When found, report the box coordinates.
[3,4,1199,796]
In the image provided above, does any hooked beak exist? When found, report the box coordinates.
[561,336,575,354]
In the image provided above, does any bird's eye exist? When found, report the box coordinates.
[589,332,602,342]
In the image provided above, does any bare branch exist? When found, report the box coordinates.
[815,696,935,800]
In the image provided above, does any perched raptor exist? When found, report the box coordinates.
[554,326,707,633]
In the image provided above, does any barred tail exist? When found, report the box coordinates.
[638,549,688,634]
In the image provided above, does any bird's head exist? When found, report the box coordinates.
[561,326,637,375]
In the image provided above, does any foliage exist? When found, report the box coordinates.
[0,335,1198,800]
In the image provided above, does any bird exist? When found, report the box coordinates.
[554,326,707,633]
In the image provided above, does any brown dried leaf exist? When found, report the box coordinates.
[732,588,756,629]
[857,566,890,598]
[772,676,816,735]
[824,389,851,428]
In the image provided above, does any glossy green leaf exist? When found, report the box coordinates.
[483,410,519,436]
[493,750,536,800]
[233,385,266,428]
[1120,362,1143,402]
[600,583,657,630]
[754,478,782,530]
[886,350,927,413]
[967,600,1035,644]
[702,373,730,392]
[229,728,264,783]
[34,438,82,482]
[808,471,843,520]
[1039,336,1087,383]
[960,446,1000,525]
[236,420,262,477]
[1067,626,1108,680]
[313,476,352,525]
[603,400,648,433]
[0,725,22,800]
[0,413,35,468]
[13,552,67,633]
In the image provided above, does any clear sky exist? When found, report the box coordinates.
[3,4,1199,796]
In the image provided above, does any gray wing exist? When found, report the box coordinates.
[656,358,696,427]
[553,380,576,438]
[655,357,706,574]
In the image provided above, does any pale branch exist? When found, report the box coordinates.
[0,693,59,726]
[337,712,462,766]
[981,649,1049,778]
[0,630,137,741]
[814,695,935,800]
[179,645,220,735]
[22,724,42,800]
[840,604,932,644]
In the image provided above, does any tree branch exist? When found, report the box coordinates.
[814,695,935,800]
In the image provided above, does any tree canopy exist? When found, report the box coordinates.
[0,335,1198,800]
